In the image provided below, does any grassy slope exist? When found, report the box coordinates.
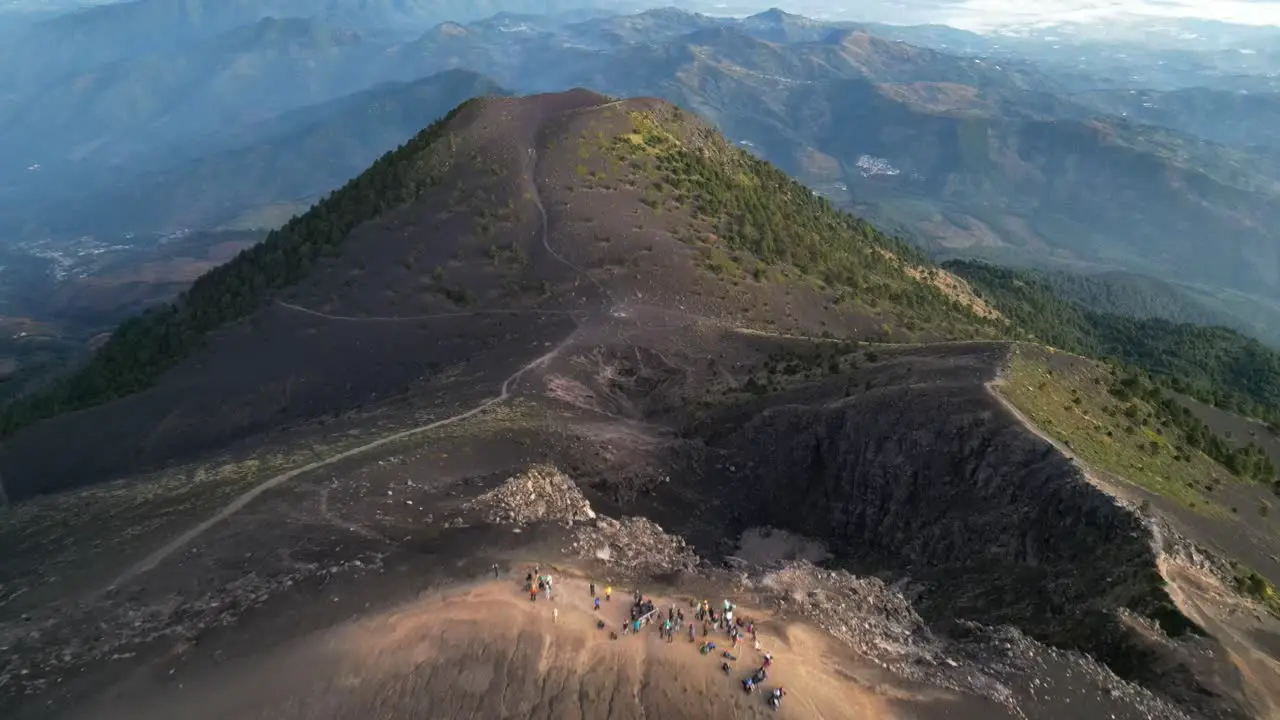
[612,106,1000,340]
[999,346,1280,617]
[949,260,1280,429]
[999,346,1231,513]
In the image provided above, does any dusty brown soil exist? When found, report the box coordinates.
[1161,559,1280,720]
[70,576,924,720]
[1,322,1266,720]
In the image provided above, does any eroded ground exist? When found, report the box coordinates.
[0,398,1205,720]
[995,344,1280,718]
[74,577,922,720]
[4,321,1280,720]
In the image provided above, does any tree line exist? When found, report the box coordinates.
[0,100,478,438]
[948,260,1280,487]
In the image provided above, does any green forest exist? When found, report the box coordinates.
[1032,270,1237,328]
[1106,368,1276,485]
[0,100,477,438]
[977,265,1280,348]
[947,260,1280,428]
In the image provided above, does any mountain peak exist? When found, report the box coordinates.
[639,6,700,19]
[741,7,848,43]
[746,8,798,23]
[431,20,469,37]
[0,90,994,488]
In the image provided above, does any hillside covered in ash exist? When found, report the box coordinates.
[1,91,1278,720]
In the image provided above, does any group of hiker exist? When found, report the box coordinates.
[514,567,788,709]
[525,566,555,601]
[698,600,785,707]
[612,591,787,709]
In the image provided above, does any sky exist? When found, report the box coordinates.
[938,0,1280,31]
[6,0,1280,34]
[707,0,1280,30]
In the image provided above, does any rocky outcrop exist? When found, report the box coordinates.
[469,464,596,526]
[469,465,698,575]
[757,562,936,664]
[685,342,1240,716]
[571,516,700,575]
[721,377,1166,627]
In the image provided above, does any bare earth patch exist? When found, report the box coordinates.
[76,576,901,720]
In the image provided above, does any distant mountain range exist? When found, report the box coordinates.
[0,0,642,90]
[2,4,1278,337]
[1070,87,1280,151]
[22,70,510,234]
[863,18,1280,93]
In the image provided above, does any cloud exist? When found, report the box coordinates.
[937,0,1280,31]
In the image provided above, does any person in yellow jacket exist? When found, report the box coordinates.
[605,585,612,601]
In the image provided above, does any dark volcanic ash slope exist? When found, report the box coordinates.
[0,89,995,499]
[2,91,1274,720]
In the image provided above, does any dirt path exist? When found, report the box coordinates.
[101,119,618,594]
[620,300,995,349]
[991,367,1280,717]
[525,141,615,307]
[985,373,1148,506]
[103,332,574,593]
[275,301,578,322]
[98,99,995,597]
[1160,559,1280,718]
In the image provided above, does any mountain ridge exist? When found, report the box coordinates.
[5,7,1276,299]
[9,6,1273,304]
[553,26,1280,297]
[2,88,1279,720]
[0,90,996,496]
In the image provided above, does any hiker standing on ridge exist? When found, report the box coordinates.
[590,581,596,597]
